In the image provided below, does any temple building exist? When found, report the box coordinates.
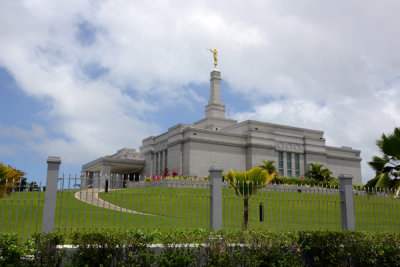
[82,68,362,186]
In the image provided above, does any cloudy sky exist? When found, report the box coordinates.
[1,0,399,184]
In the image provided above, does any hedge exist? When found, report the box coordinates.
[1,230,400,266]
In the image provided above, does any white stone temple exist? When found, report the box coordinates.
[82,68,362,186]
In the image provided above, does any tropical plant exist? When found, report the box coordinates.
[305,163,332,182]
[0,163,24,197]
[368,155,390,176]
[225,167,274,230]
[366,127,400,197]
[259,160,277,175]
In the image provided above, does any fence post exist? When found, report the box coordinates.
[339,174,355,230]
[41,156,61,233]
[209,166,223,230]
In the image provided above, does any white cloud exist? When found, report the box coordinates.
[0,123,46,140]
[0,1,399,182]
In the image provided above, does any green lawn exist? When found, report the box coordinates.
[98,187,342,231]
[98,187,400,232]
[0,186,399,241]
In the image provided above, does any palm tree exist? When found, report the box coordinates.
[305,163,332,182]
[366,127,400,197]
[259,160,277,175]
[368,155,389,176]
[225,167,274,230]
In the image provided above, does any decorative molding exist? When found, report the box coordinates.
[276,142,302,152]
[155,140,168,151]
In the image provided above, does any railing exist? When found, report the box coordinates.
[0,157,399,241]
[222,184,342,230]
[54,176,210,234]
[354,188,400,231]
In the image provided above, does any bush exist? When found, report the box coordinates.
[353,184,365,191]
[121,230,155,266]
[298,231,400,266]
[156,246,198,267]
[1,230,397,266]
[30,232,65,267]
[274,176,339,188]
[70,230,122,267]
[240,231,303,266]
[0,233,24,266]
[204,233,242,267]
[70,229,155,267]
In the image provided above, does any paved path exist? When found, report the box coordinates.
[74,188,156,216]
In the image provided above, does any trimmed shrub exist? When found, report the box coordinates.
[274,176,339,188]
[0,230,395,266]
[0,233,24,266]
[298,231,400,266]
[70,229,155,267]
[31,232,65,267]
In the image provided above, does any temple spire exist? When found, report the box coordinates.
[205,69,226,119]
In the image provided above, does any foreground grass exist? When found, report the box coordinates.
[0,186,399,240]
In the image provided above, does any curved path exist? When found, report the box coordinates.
[74,188,156,216]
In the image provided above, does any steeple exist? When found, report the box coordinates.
[205,69,226,119]
[193,68,237,130]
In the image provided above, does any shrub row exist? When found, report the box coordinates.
[1,230,400,266]
[273,176,340,188]
[143,175,369,191]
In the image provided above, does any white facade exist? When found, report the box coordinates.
[82,69,362,185]
[140,70,362,184]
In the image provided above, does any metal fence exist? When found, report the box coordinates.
[0,157,399,241]
[0,180,44,241]
[222,184,342,231]
[54,175,211,234]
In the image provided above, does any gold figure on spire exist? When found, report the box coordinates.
[207,48,218,68]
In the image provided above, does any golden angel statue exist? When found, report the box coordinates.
[207,48,218,68]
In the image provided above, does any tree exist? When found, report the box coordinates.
[0,163,24,197]
[28,181,41,191]
[225,167,274,230]
[259,160,277,175]
[368,155,390,176]
[14,177,28,192]
[366,127,400,197]
[305,163,332,182]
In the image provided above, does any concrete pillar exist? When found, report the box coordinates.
[42,156,61,233]
[209,166,223,230]
[87,171,94,188]
[100,165,110,189]
[80,172,86,188]
[339,174,355,230]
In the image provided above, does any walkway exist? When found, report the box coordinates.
[74,188,156,216]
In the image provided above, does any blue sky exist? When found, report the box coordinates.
[1,1,400,184]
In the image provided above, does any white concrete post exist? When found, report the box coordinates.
[100,165,110,189]
[41,156,61,233]
[209,166,223,230]
[339,174,355,230]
